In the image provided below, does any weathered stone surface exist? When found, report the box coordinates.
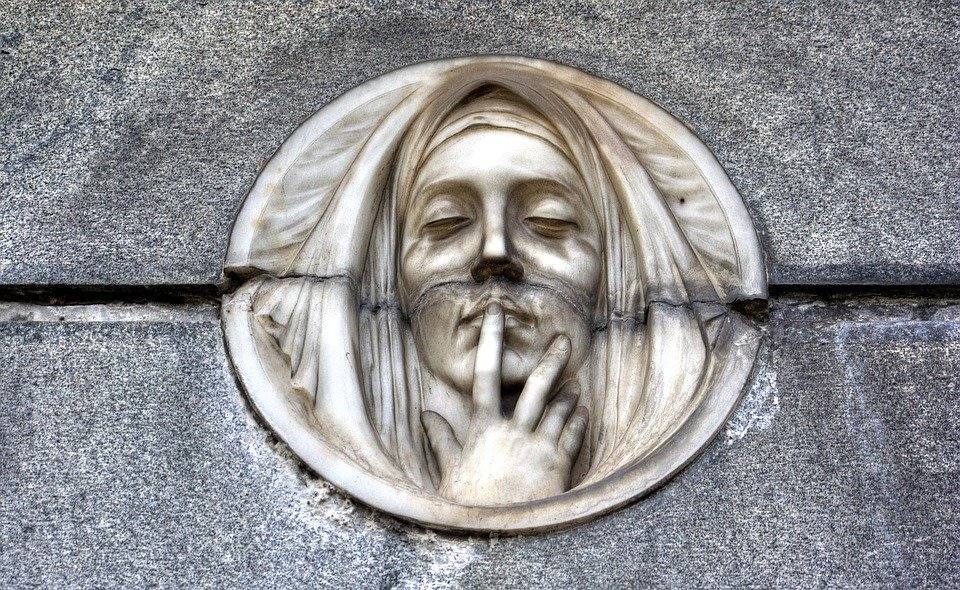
[1,1,958,286]
[0,299,957,588]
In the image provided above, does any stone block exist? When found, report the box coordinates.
[0,299,957,587]
[1,1,958,286]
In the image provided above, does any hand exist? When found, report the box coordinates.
[421,302,589,505]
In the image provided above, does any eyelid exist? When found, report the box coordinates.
[420,217,470,241]
[423,215,470,228]
[525,202,579,225]
[524,215,580,239]
[419,195,469,222]
[525,215,579,228]
[526,214,577,223]
[419,202,472,237]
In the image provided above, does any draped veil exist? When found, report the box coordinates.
[224,57,766,517]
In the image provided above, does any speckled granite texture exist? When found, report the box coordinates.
[2,2,959,588]
[0,298,957,588]
[1,1,958,285]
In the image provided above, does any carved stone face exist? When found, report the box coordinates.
[399,127,603,395]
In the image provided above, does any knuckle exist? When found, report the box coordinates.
[525,374,551,393]
[474,364,494,376]
[479,360,500,373]
[527,366,547,380]
[545,349,567,363]
[532,361,561,380]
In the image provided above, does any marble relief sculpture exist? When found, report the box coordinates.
[222,56,767,532]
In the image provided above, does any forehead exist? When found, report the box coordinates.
[410,127,585,197]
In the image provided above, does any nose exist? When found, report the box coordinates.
[470,214,524,283]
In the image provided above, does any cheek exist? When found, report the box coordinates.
[566,238,603,291]
[513,232,603,295]
[399,231,481,305]
[501,292,595,386]
[408,300,475,391]
[532,300,594,360]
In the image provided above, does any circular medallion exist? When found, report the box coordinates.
[222,56,766,532]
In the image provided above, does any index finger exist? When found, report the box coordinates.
[472,302,504,417]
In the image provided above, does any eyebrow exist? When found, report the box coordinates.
[513,177,588,204]
[410,179,476,211]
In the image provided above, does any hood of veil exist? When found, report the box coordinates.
[225,57,767,492]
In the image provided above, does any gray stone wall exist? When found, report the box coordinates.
[1,2,957,588]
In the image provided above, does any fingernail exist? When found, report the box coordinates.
[555,335,570,351]
[487,302,502,316]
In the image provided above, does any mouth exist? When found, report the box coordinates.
[460,295,535,329]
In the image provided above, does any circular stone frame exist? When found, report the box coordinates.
[222,56,766,533]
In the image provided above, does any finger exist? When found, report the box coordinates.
[559,406,589,459]
[513,335,571,430]
[537,382,579,442]
[472,302,504,416]
[421,411,461,475]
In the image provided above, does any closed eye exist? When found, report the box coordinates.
[422,216,471,238]
[525,216,579,238]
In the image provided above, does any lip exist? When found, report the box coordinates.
[460,296,535,328]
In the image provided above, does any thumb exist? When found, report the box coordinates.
[421,411,461,476]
